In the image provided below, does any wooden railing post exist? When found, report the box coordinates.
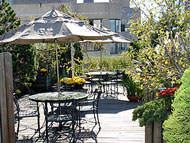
[0,52,15,143]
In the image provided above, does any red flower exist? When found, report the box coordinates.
[158,88,179,97]
[19,60,24,64]
[4,24,7,27]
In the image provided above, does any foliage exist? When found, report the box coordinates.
[0,0,38,94]
[0,0,21,35]
[163,68,190,143]
[84,56,128,72]
[133,88,178,127]
[124,0,190,93]
[121,74,142,96]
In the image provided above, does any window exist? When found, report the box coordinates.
[89,19,102,28]
[84,0,94,3]
[116,20,121,32]
[110,43,121,54]
[82,42,100,52]
[109,19,121,54]
[93,19,101,28]
[121,43,128,51]
[121,24,125,32]
[109,19,121,32]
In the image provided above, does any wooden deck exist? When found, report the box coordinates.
[16,94,145,143]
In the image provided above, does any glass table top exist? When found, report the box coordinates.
[29,92,88,102]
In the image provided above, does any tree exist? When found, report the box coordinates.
[123,0,190,92]
[0,0,38,94]
[163,68,190,142]
[0,0,20,35]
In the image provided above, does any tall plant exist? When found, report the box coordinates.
[163,68,190,142]
[123,0,190,92]
[0,0,38,94]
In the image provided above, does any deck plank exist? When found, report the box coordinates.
[16,93,145,143]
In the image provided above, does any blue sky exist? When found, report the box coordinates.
[77,0,109,3]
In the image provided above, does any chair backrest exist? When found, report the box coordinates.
[13,93,20,118]
[93,89,102,108]
[13,93,20,110]
[103,73,110,81]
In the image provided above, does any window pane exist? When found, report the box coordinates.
[93,19,101,28]
[84,0,94,3]
[109,20,116,32]
[110,43,121,54]
[121,24,125,32]
[121,43,127,51]
[116,20,121,32]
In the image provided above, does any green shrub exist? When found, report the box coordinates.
[132,98,169,127]
[132,88,177,127]
[163,68,190,143]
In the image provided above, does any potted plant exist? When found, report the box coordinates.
[60,77,86,90]
[121,74,142,102]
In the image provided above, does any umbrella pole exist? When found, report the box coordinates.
[100,45,103,71]
[71,43,75,78]
[55,40,60,94]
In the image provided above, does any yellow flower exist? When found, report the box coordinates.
[64,77,86,85]
[60,78,64,83]
[40,68,48,72]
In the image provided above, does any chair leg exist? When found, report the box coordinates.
[37,103,41,137]
[16,118,20,139]
[93,108,97,125]
[96,110,101,130]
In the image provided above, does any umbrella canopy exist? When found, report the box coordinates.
[0,10,112,44]
[82,27,131,43]
[0,9,112,93]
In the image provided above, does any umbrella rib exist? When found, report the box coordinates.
[78,36,84,41]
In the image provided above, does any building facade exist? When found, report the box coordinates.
[10,0,140,57]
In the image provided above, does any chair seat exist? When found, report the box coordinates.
[47,114,73,122]
[16,110,38,118]
[80,105,95,112]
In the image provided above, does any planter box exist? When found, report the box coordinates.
[145,122,166,143]
[32,74,51,92]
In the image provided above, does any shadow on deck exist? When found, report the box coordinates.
[16,95,144,143]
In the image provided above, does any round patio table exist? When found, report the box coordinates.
[29,91,88,143]
[85,71,117,76]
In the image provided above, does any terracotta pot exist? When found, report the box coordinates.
[127,96,141,102]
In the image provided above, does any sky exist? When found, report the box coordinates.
[77,0,109,3]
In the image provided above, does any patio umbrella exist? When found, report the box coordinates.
[0,9,112,94]
[84,27,131,44]
[82,27,131,70]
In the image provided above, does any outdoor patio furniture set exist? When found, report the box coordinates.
[14,89,102,143]
[85,71,123,98]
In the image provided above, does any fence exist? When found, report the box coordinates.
[0,52,15,143]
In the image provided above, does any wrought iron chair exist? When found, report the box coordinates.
[13,93,40,139]
[78,89,102,130]
[45,100,80,142]
[101,73,117,97]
